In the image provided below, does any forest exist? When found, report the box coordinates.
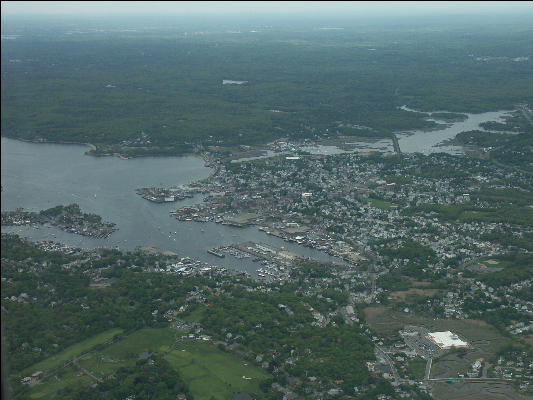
[2,17,533,155]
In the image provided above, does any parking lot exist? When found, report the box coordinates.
[400,326,445,359]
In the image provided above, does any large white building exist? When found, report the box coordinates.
[427,331,468,349]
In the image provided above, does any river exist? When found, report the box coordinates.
[397,107,514,154]
[1,137,343,276]
[290,108,513,157]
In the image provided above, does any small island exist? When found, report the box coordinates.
[1,204,117,238]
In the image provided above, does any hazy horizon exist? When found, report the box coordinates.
[2,1,533,19]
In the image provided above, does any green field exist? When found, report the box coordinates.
[26,328,269,399]
[165,342,270,400]
[28,366,92,399]
[406,356,427,380]
[23,328,123,376]
[368,198,397,210]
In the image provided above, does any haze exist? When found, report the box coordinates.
[2,1,533,18]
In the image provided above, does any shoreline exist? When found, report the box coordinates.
[4,136,97,151]
[1,135,207,163]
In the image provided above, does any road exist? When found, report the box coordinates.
[424,358,433,380]
[428,377,512,383]
[375,345,402,383]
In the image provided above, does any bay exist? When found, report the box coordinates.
[1,137,343,275]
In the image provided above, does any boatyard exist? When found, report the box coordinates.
[208,241,342,281]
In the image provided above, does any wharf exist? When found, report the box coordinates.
[207,248,225,258]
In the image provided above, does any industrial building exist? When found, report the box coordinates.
[427,331,468,349]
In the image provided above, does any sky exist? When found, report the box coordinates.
[2,1,532,18]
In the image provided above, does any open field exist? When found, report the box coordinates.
[412,281,433,287]
[28,365,92,399]
[406,356,427,380]
[22,328,123,376]
[165,342,270,400]
[431,381,530,400]
[26,328,269,399]
[364,306,523,399]
[363,306,512,357]
[390,288,439,302]
[74,328,179,382]
[368,198,397,210]
[364,306,507,343]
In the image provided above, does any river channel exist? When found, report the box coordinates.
[397,107,514,154]
[1,137,343,276]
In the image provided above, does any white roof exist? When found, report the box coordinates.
[428,331,468,349]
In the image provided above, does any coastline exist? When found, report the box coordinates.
[1,135,205,162]
[3,136,97,151]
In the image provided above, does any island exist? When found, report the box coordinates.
[1,204,117,238]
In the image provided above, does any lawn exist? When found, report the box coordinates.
[23,328,123,376]
[164,341,270,400]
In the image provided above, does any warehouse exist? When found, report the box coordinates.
[427,331,468,349]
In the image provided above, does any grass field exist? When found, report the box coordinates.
[165,342,270,400]
[368,198,396,210]
[29,365,92,399]
[27,328,269,399]
[23,328,123,376]
[390,288,439,303]
[74,328,179,381]
[431,381,530,400]
[406,356,427,380]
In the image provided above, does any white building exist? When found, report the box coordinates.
[427,331,468,349]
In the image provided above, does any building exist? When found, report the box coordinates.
[427,331,468,349]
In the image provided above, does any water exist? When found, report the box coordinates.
[230,108,513,162]
[397,107,514,154]
[1,138,343,275]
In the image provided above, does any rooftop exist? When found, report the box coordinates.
[427,331,468,349]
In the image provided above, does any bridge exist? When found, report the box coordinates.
[391,134,402,158]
